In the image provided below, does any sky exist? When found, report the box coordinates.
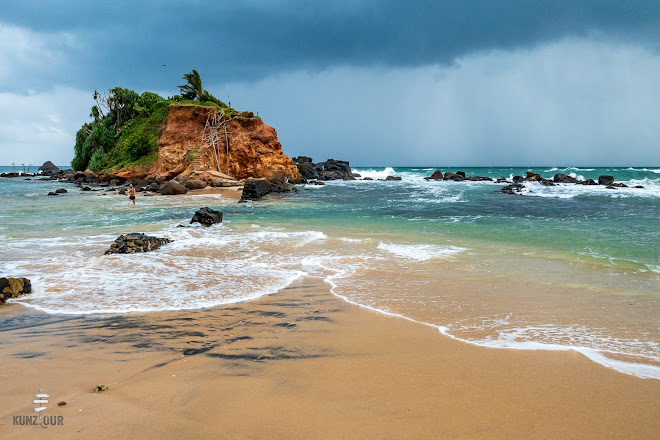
[1,1,659,167]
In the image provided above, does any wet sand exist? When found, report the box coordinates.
[186,186,242,198]
[0,278,658,439]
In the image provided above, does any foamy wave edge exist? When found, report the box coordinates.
[309,260,660,380]
[10,270,307,315]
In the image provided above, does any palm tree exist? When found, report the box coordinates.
[178,70,204,101]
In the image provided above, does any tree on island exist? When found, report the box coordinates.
[178,70,204,101]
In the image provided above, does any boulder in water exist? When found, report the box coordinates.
[0,277,32,303]
[598,175,615,186]
[444,172,464,181]
[190,207,223,226]
[525,171,543,182]
[385,175,402,181]
[38,161,60,175]
[104,233,173,255]
[501,183,524,194]
[240,178,271,202]
[554,173,579,183]
[425,170,444,180]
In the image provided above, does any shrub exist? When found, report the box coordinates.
[123,132,153,161]
[88,149,109,170]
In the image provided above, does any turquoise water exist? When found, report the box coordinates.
[1,165,659,378]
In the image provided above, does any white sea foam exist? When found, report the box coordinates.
[543,167,595,173]
[352,167,396,180]
[516,179,660,199]
[339,237,365,243]
[626,167,660,174]
[377,242,466,261]
[4,225,329,314]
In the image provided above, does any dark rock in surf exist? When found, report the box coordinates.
[445,172,465,181]
[47,192,59,196]
[425,170,444,180]
[240,178,271,202]
[104,233,172,255]
[598,175,615,186]
[541,179,555,186]
[512,176,525,183]
[385,175,402,181]
[501,183,524,194]
[293,157,356,181]
[0,277,32,303]
[190,207,223,227]
[292,156,319,180]
[581,179,597,185]
[525,171,543,182]
[554,173,579,184]
[38,161,60,175]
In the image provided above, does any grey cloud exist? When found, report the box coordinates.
[1,1,659,92]
[224,40,660,167]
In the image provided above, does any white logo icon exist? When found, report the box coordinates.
[32,391,50,428]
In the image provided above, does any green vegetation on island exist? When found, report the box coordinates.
[72,70,244,172]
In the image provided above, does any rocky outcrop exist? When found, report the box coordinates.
[190,207,223,226]
[0,277,32,303]
[74,105,300,188]
[38,161,60,175]
[159,180,188,195]
[149,105,301,184]
[598,175,614,186]
[104,233,172,255]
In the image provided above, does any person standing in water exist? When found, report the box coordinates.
[128,184,136,205]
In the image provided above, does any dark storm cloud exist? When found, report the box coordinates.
[2,0,659,92]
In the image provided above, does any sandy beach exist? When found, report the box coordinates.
[1,277,658,439]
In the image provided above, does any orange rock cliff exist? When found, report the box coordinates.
[110,105,302,185]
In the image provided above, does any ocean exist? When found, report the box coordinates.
[1,165,659,379]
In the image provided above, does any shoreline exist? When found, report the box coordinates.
[1,277,658,439]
